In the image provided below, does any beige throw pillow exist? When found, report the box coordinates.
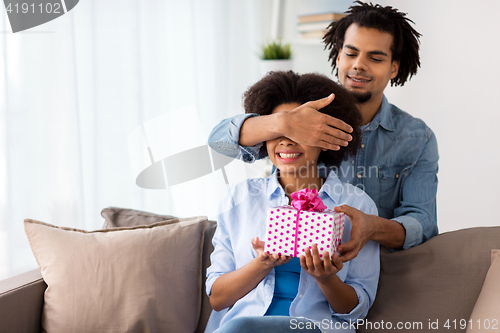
[24,216,209,333]
[101,207,177,228]
[467,249,500,333]
[100,207,218,333]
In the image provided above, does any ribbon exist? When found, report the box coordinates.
[290,189,326,257]
[290,188,326,212]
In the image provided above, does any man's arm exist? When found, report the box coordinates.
[240,94,353,150]
[391,129,439,248]
[208,94,354,162]
[334,206,405,261]
[335,129,439,260]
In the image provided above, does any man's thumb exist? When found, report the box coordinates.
[309,93,335,110]
[334,204,354,216]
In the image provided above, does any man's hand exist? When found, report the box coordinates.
[300,244,343,281]
[282,94,353,151]
[334,205,375,262]
[251,237,291,268]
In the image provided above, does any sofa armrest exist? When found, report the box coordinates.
[0,269,46,333]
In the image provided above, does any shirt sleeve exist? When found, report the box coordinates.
[205,189,237,296]
[331,198,380,321]
[207,113,266,163]
[392,128,439,250]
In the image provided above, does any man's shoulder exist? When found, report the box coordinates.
[388,103,434,140]
[334,182,378,216]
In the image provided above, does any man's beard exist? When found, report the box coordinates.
[352,91,372,104]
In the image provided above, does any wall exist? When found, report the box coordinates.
[280,0,500,233]
[379,0,500,233]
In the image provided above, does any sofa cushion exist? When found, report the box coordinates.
[359,226,500,333]
[466,249,500,333]
[101,206,177,228]
[100,207,216,333]
[24,216,209,333]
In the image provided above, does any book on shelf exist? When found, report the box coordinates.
[299,30,327,39]
[298,12,345,24]
[297,21,333,33]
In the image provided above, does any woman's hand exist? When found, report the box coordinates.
[300,244,343,281]
[252,237,291,268]
[300,244,358,314]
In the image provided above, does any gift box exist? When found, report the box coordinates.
[264,189,344,260]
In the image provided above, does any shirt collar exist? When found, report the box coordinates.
[318,169,343,204]
[366,95,395,132]
[267,170,284,199]
[266,168,343,204]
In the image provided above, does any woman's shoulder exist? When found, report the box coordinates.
[321,174,378,216]
[227,177,269,193]
[217,177,269,214]
[338,182,378,216]
[323,171,376,210]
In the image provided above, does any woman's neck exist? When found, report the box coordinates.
[278,170,325,203]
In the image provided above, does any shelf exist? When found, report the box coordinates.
[291,38,324,45]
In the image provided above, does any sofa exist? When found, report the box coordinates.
[1,207,499,333]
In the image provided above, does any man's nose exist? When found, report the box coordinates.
[353,56,367,71]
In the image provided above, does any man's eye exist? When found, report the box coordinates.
[346,53,356,57]
[371,58,382,62]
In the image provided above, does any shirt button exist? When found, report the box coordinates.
[357,174,362,179]
[299,294,303,298]
[396,174,400,179]
[361,144,365,148]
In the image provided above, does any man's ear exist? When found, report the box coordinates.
[390,60,400,80]
[336,48,342,67]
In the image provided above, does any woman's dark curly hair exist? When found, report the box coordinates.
[243,71,362,167]
[324,1,421,87]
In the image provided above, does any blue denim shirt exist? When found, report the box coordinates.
[208,95,439,249]
[205,170,380,333]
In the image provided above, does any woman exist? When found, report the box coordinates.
[205,71,380,333]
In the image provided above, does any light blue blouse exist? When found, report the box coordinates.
[207,95,439,250]
[205,170,380,333]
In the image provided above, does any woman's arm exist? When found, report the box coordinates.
[209,237,290,311]
[300,244,358,314]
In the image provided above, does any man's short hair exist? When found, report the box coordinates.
[243,71,362,167]
[324,1,421,86]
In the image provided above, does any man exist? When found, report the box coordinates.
[208,2,438,261]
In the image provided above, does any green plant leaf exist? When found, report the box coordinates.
[259,40,292,60]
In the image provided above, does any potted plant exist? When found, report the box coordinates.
[259,40,293,76]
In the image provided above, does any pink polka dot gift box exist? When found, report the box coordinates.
[265,188,344,260]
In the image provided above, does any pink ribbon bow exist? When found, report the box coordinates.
[290,188,326,212]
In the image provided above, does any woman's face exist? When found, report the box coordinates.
[266,103,322,178]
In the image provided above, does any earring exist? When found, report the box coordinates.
[322,148,328,151]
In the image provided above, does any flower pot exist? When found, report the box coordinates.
[260,59,293,76]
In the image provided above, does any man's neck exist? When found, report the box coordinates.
[357,94,384,126]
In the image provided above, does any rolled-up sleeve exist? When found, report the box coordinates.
[332,240,380,321]
[332,199,380,321]
[393,129,439,250]
[207,114,264,163]
[206,216,235,296]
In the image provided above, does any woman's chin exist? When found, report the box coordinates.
[276,165,315,177]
